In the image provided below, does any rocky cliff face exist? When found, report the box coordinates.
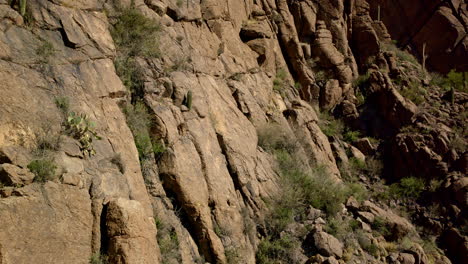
[0,0,466,264]
[367,0,468,73]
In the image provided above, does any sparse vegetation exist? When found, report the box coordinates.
[36,39,54,63]
[65,112,102,156]
[318,111,344,138]
[28,159,57,183]
[111,7,160,96]
[123,101,165,162]
[431,70,468,93]
[110,8,160,58]
[89,252,108,264]
[273,68,288,93]
[343,130,361,143]
[389,177,425,201]
[256,123,359,263]
[256,235,297,264]
[382,42,418,65]
[54,96,70,114]
[399,80,426,105]
[155,217,182,264]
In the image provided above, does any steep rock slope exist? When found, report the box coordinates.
[0,0,466,264]
[368,0,468,73]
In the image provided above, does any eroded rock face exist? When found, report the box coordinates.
[368,0,468,73]
[0,182,93,264]
[106,198,160,264]
[0,0,464,263]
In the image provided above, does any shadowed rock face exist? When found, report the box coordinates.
[368,0,468,73]
[0,0,466,264]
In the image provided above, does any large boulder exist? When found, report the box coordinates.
[0,182,93,263]
[360,201,415,240]
[0,163,35,186]
[306,231,344,258]
[106,198,161,264]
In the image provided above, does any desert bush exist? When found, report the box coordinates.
[123,101,165,161]
[155,218,182,264]
[89,252,108,264]
[273,68,288,93]
[28,159,57,183]
[382,43,418,65]
[343,130,361,143]
[400,81,426,105]
[54,96,69,114]
[110,8,160,58]
[389,177,425,200]
[36,39,54,63]
[431,70,468,93]
[256,235,297,264]
[353,72,370,88]
[257,124,297,154]
[318,111,344,138]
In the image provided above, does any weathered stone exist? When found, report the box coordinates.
[106,198,161,264]
[0,182,93,263]
[0,163,35,186]
[0,145,31,168]
[354,138,376,155]
[399,253,416,264]
[320,79,342,110]
[361,201,415,240]
[308,231,344,258]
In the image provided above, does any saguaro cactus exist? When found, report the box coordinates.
[377,5,381,21]
[422,43,427,75]
[19,0,27,16]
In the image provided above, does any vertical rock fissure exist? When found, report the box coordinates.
[159,173,214,263]
[215,133,257,210]
[99,203,110,257]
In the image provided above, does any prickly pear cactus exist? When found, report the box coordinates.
[66,112,102,156]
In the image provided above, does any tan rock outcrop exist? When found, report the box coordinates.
[106,198,161,264]
[368,0,468,72]
[0,163,35,186]
[0,182,93,264]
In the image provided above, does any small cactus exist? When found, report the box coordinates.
[450,86,455,105]
[185,90,192,110]
[19,0,27,16]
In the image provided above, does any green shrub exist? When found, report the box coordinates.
[28,159,57,183]
[389,177,425,200]
[257,124,297,154]
[123,101,165,161]
[114,56,145,95]
[225,246,241,264]
[382,43,418,65]
[400,81,426,105]
[273,68,287,93]
[110,8,160,58]
[431,70,468,93]
[156,220,182,264]
[36,39,54,63]
[318,112,344,138]
[256,235,297,264]
[54,96,69,114]
[353,72,370,88]
[371,216,390,237]
[343,130,361,143]
[89,252,108,264]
